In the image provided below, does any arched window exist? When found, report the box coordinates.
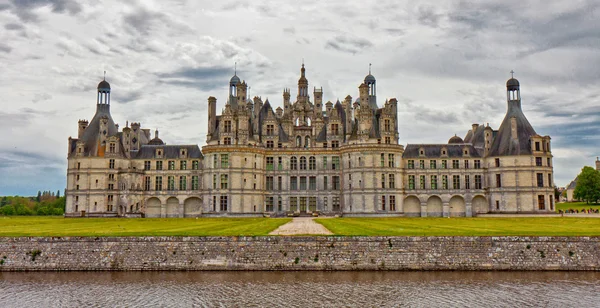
[300,156,307,170]
[295,118,300,126]
[305,136,311,148]
[309,156,316,170]
[296,135,302,147]
[306,117,311,126]
[291,157,297,170]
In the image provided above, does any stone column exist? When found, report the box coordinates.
[443,202,449,218]
[466,202,473,217]
[420,201,427,217]
[160,199,166,218]
[178,200,184,218]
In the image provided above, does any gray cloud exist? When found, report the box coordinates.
[6,0,82,22]
[4,23,24,30]
[0,43,11,53]
[325,35,373,54]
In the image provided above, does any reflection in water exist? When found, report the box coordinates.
[0,271,599,307]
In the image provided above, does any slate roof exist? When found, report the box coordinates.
[133,145,202,159]
[488,100,537,156]
[78,104,118,156]
[403,144,482,158]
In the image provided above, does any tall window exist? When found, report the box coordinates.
[536,157,542,166]
[322,157,328,169]
[266,197,274,212]
[221,154,229,168]
[538,195,545,210]
[290,177,298,190]
[278,157,283,170]
[407,160,414,169]
[168,161,175,170]
[291,157,298,170]
[408,175,415,189]
[384,119,391,132]
[419,175,425,189]
[155,176,162,190]
[464,160,469,169]
[419,160,425,169]
[220,196,228,211]
[266,124,274,135]
[385,137,391,144]
[496,174,502,187]
[535,142,540,151]
[442,175,448,189]
[389,174,395,188]
[475,175,482,189]
[380,154,385,167]
[331,123,339,135]
[332,197,340,211]
[266,157,274,171]
[452,160,459,169]
[277,176,282,190]
[224,137,232,145]
[453,175,460,189]
[388,154,395,167]
[431,175,437,189]
[441,160,447,169]
[331,140,339,148]
[180,161,187,170]
[109,143,115,153]
[179,176,187,190]
[381,196,386,211]
[266,141,274,148]
[144,176,151,191]
[430,160,436,169]
[213,174,217,189]
[332,157,339,170]
[144,161,151,170]
[332,176,340,190]
[389,196,396,211]
[192,160,199,170]
[167,176,175,190]
[537,173,544,187]
[192,176,199,190]
[224,120,232,133]
[300,176,307,190]
[109,159,115,169]
[495,158,500,167]
[213,155,218,168]
[309,176,316,190]
[465,175,470,189]
[381,174,386,189]
[309,156,316,170]
[474,160,481,169]
[266,176,274,191]
[221,174,228,189]
[548,173,552,187]
[300,157,307,170]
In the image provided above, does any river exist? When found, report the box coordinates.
[0,271,598,307]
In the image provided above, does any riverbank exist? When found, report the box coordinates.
[0,236,598,271]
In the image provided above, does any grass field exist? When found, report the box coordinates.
[556,202,600,212]
[0,217,291,237]
[314,217,600,236]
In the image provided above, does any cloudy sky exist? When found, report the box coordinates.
[1,0,599,196]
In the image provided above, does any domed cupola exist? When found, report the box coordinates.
[97,80,111,91]
[148,129,164,145]
[230,74,240,86]
[97,72,111,105]
[448,134,464,144]
[506,70,520,101]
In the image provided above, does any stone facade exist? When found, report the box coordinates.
[0,237,598,271]
[65,66,554,217]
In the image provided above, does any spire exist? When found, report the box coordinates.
[369,63,371,74]
[103,70,106,81]
[234,61,237,76]
[510,69,514,78]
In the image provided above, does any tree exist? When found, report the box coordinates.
[36,191,41,202]
[574,166,600,204]
[56,190,60,198]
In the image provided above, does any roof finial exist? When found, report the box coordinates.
[103,70,106,81]
[369,63,372,74]
[234,62,237,75]
[510,70,514,78]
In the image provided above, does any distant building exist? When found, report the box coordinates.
[565,157,600,202]
[65,65,555,217]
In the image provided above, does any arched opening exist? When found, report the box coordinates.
[184,197,202,217]
[296,136,302,147]
[426,196,443,217]
[449,195,466,217]
[300,156,307,170]
[166,197,179,218]
[472,195,488,215]
[403,196,421,217]
[306,117,311,126]
[146,197,161,218]
[295,118,300,126]
[305,136,310,148]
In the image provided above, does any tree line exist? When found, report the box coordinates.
[0,190,65,216]
[574,166,600,204]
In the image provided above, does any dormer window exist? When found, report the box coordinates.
[180,149,187,158]
[156,149,163,158]
[419,148,425,157]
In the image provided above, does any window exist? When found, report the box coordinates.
[155,176,162,190]
[221,174,228,189]
[213,174,217,189]
[291,157,297,170]
[408,160,414,169]
[109,159,115,169]
[408,175,415,189]
[266,124,274,135]
[192,176,199,190]
[465,175,470,189]
[475,175,482,189]
[431,175,437,189]
[332,196,340,211]
[77,162,81,170]
[381,154,385,167]
[168,161,175,170]
[453,175,460,189]
[331,140,339,148]
[381,196,386,211]
[156,161,163,170]
[384,119,391,132]
[180,161,187,170]
[109,143,115,153]
[144,176,151,191]
[389,154,395,167]
[331,123,339,135]
[266,141,274,148]
[108,183,114,190]
[548,174,552,187]
[538,195,545,210]
[332,157,339,170]
[474,160,481,169]
[192,160,199,170]
[266,176,274,191]
[390,196,396,211]
[179,176,187,190]
[430,160,436,169]
[535,142,540,151]
[221,154,229,168]
[322,157,328,169]
[290,197,298,212]
[276,176,282,190]
[389,174,395,188]
[309,156,316,170]
[309,176,316,190]
[536,157,542,166]
[496,174,502,187]
[290,177,298,190]
[496,200,500,210]
[266,197,274,212]
[452,160,459,169]
[495,158,500,167]
[464,160,469,169]
[300,157,307,170]
[220,196,228,211]
[300,176,307,190]
[266,157,274,171]
[278,197,283,211]
[108,174,115,181]
[164,176,174,190]
[385,137,391,144]
[333,176,340,190]
[323,142,327,148]
[324,176,328,190]
[442,175,448,189]
[441,160,447,169]
[381,174,386,189]
[309,197,317,212]
[278,157,283,170]
[419,160,425,169]
[537,173,544,187]
[419,175,425,189]
[224,120,232,133]
[144,161,151,170]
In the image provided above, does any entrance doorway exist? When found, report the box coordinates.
[299,197,307,213]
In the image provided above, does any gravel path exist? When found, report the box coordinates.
[269,217,333,235]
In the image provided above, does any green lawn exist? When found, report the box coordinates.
[314,217,600,236]
[0,217,291,237]
[556,202,600,212]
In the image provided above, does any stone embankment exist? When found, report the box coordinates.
[0,236,598,271]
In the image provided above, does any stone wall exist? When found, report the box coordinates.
[0,236,598,271]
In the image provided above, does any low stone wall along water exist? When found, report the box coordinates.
[0,236,598,271]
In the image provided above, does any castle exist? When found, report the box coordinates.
[65,65,555,217]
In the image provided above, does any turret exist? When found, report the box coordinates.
[364,64,377,109]
[313,87,323,117]
[78,120,88,138]
[208,96,217,136]
[283,88,291,113]
[297,63,308,103]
